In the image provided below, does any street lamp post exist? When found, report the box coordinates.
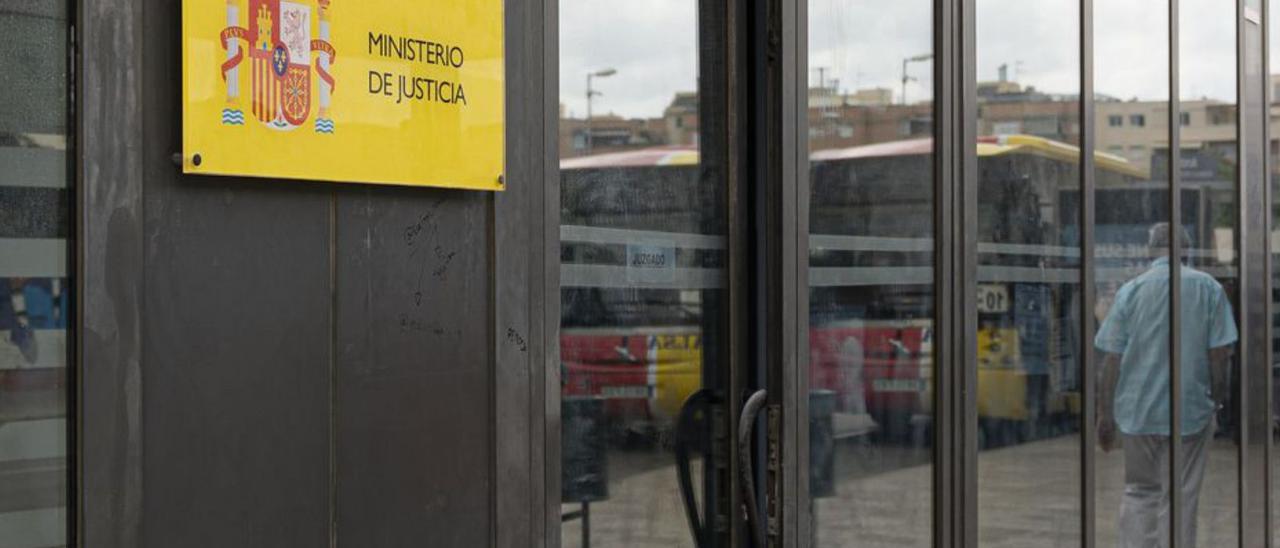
[900,54,933,105]
[585,68,617,155]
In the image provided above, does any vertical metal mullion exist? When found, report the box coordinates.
[753,0,801,543]
[1079,0,1097,544]
[69,0,82,545]
[1168,0,1184,543]
[541,0,560,544]
[726,0,750,541]
[791,0,812,544]
[1239,0,1272,543]
[959,0,979,542]
[1237,0,1245,540]
[1235,0,1249,544]
[933,0,955,543]
[1264,1,1275,543]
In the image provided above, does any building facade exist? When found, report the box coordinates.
[3,0,1280,547]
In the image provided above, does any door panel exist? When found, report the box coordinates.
[972,1,1083,545]
[556,2,736,546]
[804,0,937,545]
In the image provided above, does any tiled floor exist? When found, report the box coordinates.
[562,434,1255,547]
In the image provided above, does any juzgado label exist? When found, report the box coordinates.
[626,244,676,284]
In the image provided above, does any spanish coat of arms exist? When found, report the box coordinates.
[219,0,337,133]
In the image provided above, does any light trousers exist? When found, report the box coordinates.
[1118,421,1212,548]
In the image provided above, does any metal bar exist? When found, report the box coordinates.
[67,3,79,545]
[774,0,803,542]
[1080,0,1097,543]
[933,0,955,541]
[960,0,980,541]
[793,0,812,543]
[1168,0,1184,542]
[541,0,560,544]
[724,0,751,543]
[748,0,794,541]
[1262,0,1274,542]
[1236,0,1271,543]
[1236,0,1249,543]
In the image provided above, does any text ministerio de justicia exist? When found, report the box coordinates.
[367,32,469,105]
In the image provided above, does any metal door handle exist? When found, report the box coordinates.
[738,389,768,548]
[674,388,713,548]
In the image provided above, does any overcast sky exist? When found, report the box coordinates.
[560,0,1243,120]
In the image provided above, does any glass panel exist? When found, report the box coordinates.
[0,1,71,547]
[1177,0,1241,544]
[806,0,934,545]
[558,2,724,547]
[1092,1,1173,546]
[973,1,1081,545]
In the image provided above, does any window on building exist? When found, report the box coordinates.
[1129,114,1146,127]
[1023,115,1061,138]
[1108,114,1123,127]
[1180,111,1191,126]
[902,118,932,137]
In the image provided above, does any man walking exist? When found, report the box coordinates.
[1095,223,1236,548]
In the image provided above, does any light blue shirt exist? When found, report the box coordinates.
[1094,257,1237,436]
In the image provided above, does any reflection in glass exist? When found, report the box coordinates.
[0,1,71,547]
[974,1,1081,545]
[1092,2,1175,546]
[806,0,934,545]
[557,2,720,547]
[1176,0,1241,544]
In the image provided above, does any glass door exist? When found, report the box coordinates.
[555,2,751,547]
[796,0,1265,545]
[803,0,938,545]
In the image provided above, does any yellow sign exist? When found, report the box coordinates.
[182,0,504,190]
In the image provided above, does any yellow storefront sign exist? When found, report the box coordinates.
[182,0,504,190]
